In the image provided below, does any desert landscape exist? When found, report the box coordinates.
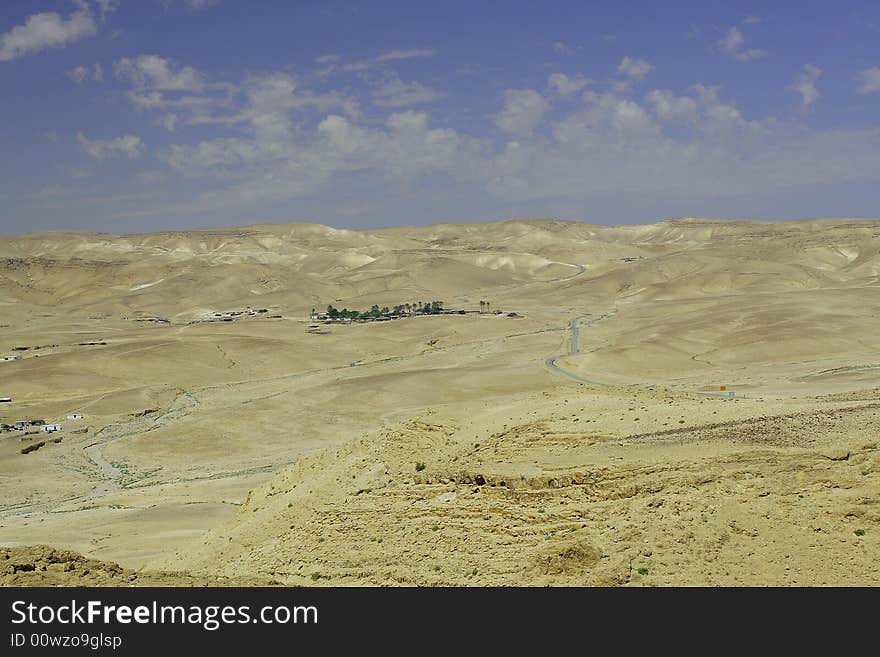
[1,217,879,586]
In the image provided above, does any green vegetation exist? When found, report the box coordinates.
[855,529,866,536]
[415,462,426,472]
[637,567,649,575]
[323,300,445,321]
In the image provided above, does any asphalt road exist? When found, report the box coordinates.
[544,312,609,385]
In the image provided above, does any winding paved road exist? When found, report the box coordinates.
[544,311,615,385]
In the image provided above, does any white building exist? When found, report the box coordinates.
[1,356,20,362]
[42,424,62,433]
[67,413,83,420]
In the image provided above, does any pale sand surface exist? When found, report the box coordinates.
[1,218,878,585]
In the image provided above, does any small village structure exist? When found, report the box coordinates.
[1,355,20,362]
[67,413,83,420]
[41,424,62,433]
[196,307,270,324]
[0,397,12,403]
[6,420,45,431]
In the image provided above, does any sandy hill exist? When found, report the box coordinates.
[2,217,879,586]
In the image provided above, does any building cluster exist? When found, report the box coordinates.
[1,413,83,435]
[188,307,272,325]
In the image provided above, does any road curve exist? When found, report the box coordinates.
[544,310,755,399]
[544,312,610,385]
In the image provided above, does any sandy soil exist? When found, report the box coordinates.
[1,217,878,586]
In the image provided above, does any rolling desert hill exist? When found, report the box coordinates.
[1,217,879,585]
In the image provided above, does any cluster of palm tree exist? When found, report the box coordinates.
[479,300,492,313]
[318,300,445,321]
[393,301,444,315]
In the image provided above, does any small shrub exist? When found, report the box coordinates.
[637,567,649,575]
[855,529,866,537]
[415,462,426,472]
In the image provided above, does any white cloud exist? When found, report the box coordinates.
[108,49,880,224]
[114,55,204,91]
[118,61,359,139]
[617,56,654,80]
[67,65,89,83]
[235,72,358,141]
[159,113,178,131]
[736,49,766,62]
[718,26,766,62]
[114,55,226,125]
[857,67,880,94]
[155,71,362,175]
[77,132,144,160]
[372,78,441,107]
[376,48,436,63]
[163,137,260,173]
[0,6,96,62]
[95,0,120,20]
[547,72,590,97]
[790,64,821,106]
[645,89,698,121]
[495,89,549,136]
[67,62,103,83]
[146,108,484,216]
[340,48,436,72]
[484,87,880,205]
[719,27,744,52]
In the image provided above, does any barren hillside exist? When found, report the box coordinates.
[1,217,878,585]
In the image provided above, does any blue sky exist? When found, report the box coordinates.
[1,0,879,234]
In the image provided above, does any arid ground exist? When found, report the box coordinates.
[1,218,878,586]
